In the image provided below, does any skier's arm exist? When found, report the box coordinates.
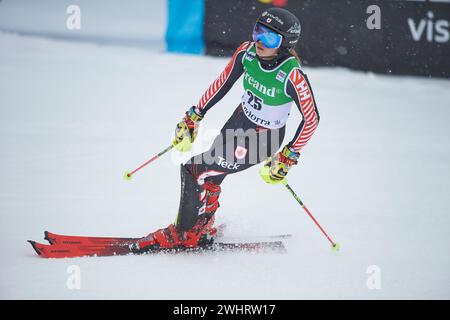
[285,68,320,153]
[259,68,319,184]
[196,41,251,114]
[173,42,251,152]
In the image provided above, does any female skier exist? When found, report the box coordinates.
[137,7,319,250]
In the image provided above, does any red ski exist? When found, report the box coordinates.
[44,231,138,246]
[28,239,286,259]
[28,241,132,258]
[43,225,288,247]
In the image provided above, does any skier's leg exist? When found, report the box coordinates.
[174,164,222,231]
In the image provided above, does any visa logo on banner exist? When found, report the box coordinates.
[408,11,449,43]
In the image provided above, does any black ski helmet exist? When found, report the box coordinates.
[256,7,301,50]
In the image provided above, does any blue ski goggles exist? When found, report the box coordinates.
[252,23,283,49]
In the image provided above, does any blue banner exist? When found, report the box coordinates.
[166,0,204,54]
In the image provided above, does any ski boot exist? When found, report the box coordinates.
[134,180,221,251]
[133,213,216,252]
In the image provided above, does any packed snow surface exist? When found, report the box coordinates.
[0,32,449,299]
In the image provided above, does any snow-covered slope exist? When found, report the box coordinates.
[0,32,449,299]
[0,0,167,51]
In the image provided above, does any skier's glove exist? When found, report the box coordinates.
[173,106,204,152]
[259,145,300,184]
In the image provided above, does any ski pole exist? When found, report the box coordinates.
[281,179,340,251]
[124,144,174,180]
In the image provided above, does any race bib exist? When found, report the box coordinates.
[241,90,292,129]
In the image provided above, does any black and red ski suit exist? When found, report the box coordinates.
[176,42,319,231]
